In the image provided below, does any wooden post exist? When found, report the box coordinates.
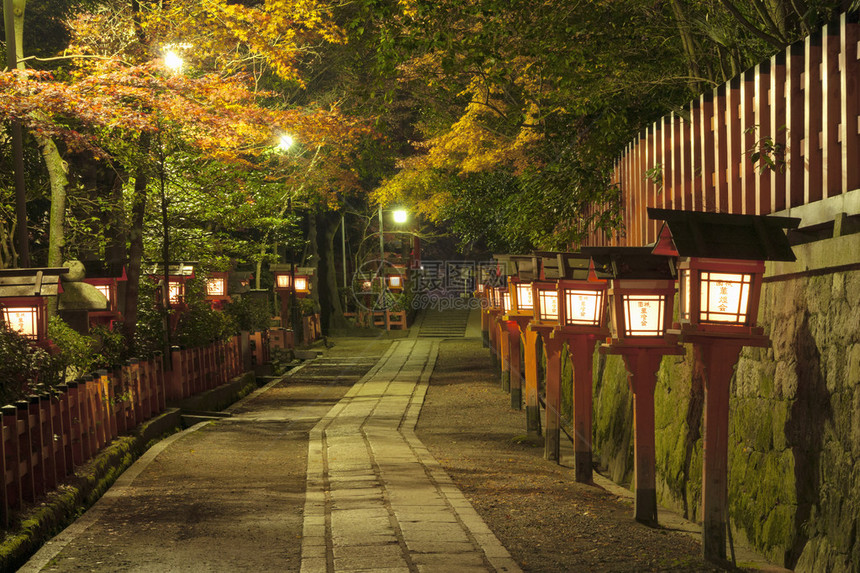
[481,306,490,348]
[524,326,542,437]
[2,405,21,511]
[488,312,500,373]
[505,321,523,409]
[17,400,35,502]
[542,333,564,462]
[696,341,744,562]
[618,348,665,524]
[499,323,510,392]
[567,335,598,483]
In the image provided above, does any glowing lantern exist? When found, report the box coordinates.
[294,276,309,293]
[168,281,184,304]
[4,306,39,338]
[206,276,227,297]
[582,247,677,345]
[501,289,511,314]
[532,282,560,325]
[275,273,292,290]
[0,268,66,343]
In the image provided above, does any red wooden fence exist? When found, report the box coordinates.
[584,13,859,247]
[1,331,272,526]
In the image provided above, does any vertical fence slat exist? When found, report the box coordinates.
[38,396,56,492]
[770,52,788,212]
[16,401,34,503]
[787,41,806,208]
[2,406,20,515]
[755,60,773,214]
[740,70,757,214]
[841,14,860,193]
[804,31,824,205]
[823,23,842,199]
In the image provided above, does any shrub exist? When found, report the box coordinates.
[223,294,271,332]
[0,324,51,405]
[174,278,237,347]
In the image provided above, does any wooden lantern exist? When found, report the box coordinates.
[0,268,67,343]
[648,207,800,561]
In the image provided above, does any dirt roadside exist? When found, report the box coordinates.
[416,338,734,573]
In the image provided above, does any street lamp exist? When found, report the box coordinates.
[376,206,408,330]
[496,254,537,410]
[163,50,184,74]
[581,246,682,524]
[648,207,799,561]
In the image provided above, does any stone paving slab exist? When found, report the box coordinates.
[301,339,522,573]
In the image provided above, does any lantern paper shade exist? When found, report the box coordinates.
[295,277,309,292]
[276,274,292,289]
[207,277,226,297]
[538,289,559,322]
[621,294,666,337]
[4,306,38,338]
[563,289,604,327]
[93,284,112,303]
[168,281,184,303]
[389,275,402,288]
[515,283,533,311]
[687,270,752,324]
[502,290,511,313]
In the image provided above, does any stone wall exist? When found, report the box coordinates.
[590,232,860,571]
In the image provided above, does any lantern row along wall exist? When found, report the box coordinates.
[583,13,860,247]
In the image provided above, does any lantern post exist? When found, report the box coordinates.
[550,252,611,482]
[527,258,563,440]
[648,208,799,561]
[495,255,537,410]
[582,247,683,524]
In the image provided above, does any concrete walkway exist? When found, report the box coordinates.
[301,339,521,573]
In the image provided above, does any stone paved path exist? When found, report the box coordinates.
[301,339,521,573]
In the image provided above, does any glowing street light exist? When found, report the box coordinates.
[278,134,295,151]
[163,50,184,74]
[392,209,408,224]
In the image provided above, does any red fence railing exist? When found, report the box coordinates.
[584,13,859,247]
[1,330,274,525]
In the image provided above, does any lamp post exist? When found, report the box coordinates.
[582,246,683,524]
[496,255,537,410]
[648,207,799,561]
[553,252,610,481]
[376,206,408,330]
[528,268,561,439]
[530,252,610,469]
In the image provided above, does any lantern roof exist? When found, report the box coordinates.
[0,268,68,297]
[535,251,613,281]
[648,208,800,261]
[492,254,537,280]
[81,260,128,281]
[143,261,197,277]
[580,247,677,280]
[269,263,314,276]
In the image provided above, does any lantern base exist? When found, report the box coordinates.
[669,326,770,346]
[511,387,522,410]
[544,427,560,462]
[526,405,541,437]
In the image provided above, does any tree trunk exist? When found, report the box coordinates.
[321,213,348,331]
[123,136,150,349]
